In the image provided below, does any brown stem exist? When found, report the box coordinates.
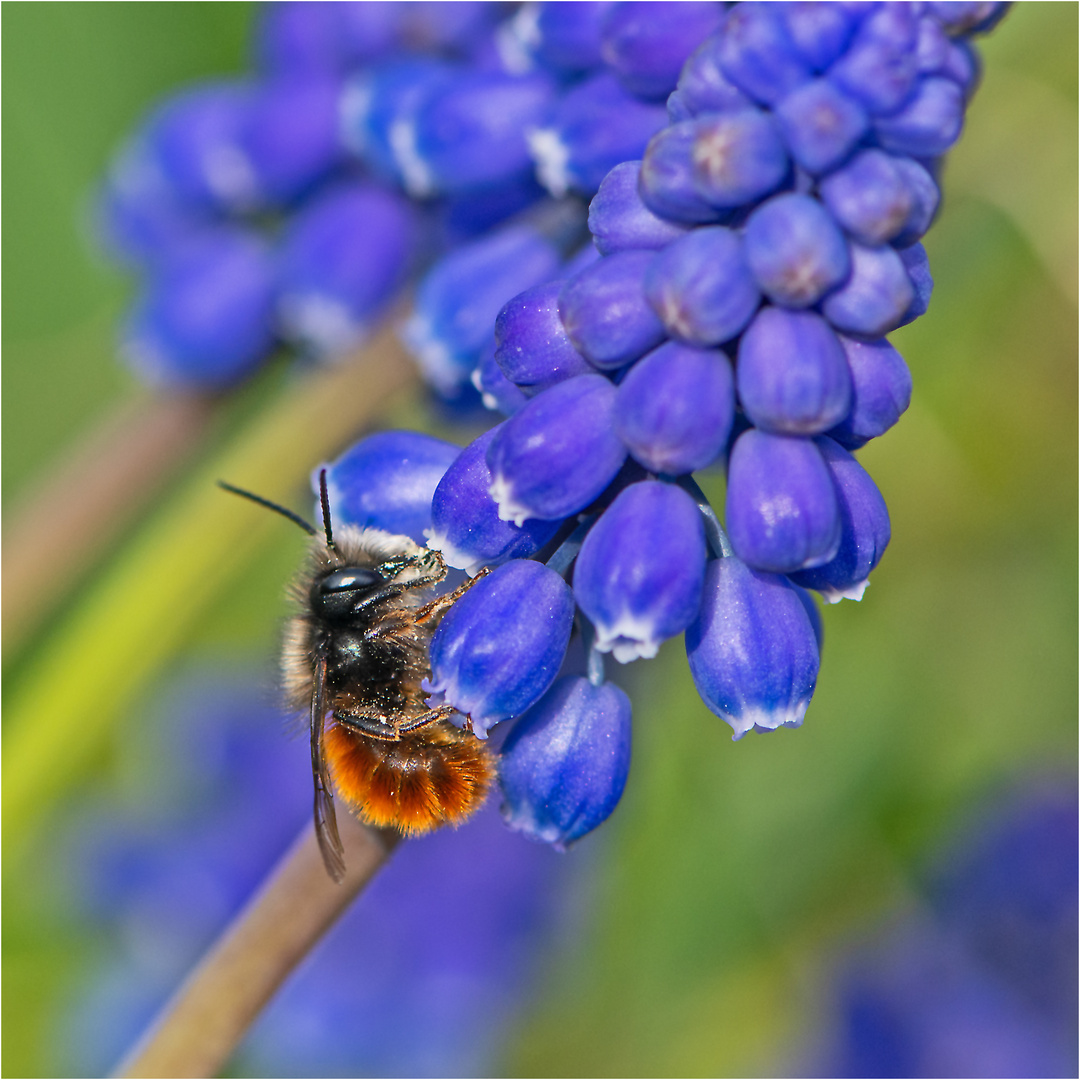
[2,390,219,657]
[112,815,401,1079]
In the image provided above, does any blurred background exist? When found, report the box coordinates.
[3,3,1076,1077]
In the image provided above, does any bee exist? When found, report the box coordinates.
[219,471,494,881]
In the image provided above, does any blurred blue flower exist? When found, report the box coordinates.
[60,668,572,1078]
[801,784,1078,1079]
[320,429,459,544]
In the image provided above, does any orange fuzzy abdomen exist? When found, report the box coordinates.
[323,720,495,834]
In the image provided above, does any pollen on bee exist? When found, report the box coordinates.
[323,721,494,833]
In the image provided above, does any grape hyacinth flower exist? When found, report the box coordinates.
[361,0,1010,845]
[101,1,1012,851]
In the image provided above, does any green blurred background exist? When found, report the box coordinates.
[3,3,1076,1076]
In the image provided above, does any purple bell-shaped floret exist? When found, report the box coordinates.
[686,555,820,740]
[499,675,632,847]
[425,560,575,738]
[574,480,707,662]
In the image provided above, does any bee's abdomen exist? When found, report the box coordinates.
[323,721,494,834]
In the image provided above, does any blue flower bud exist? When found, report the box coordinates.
[819,149,914,246]
[718,2,813,106]
[827,335,913,450]
[403,224,561,394]
[558,251,667,369]
[487,374,627,524]
[686,556,820,740]
[574,481,707,662]
[927,2,1008,37]
[472,340,529,416]
[874,76,965,157]
[320,431,459,544]
[690,109,791,209]
[897,242,934,326]
[499,675,632,847]
[436,176,547,246]
[410,70,555,196]
[528,72,668,198]
[341,59,454,187]
[665,88,696,123]
[673,34,754,116]
[136,82,256,214]
[96,162,208,269]
[588,161,692,254]
[782,3,861,70]
[774,78,870,175]
[254,1,348,75]
[613,341,734,474]
[743,193,851,308]
[277,183,420,358]
[736,306,852,435]
[789,436,891,603]
[916,13,950,75]
[428,426,562,574]
[239,74,344,207]
[638,121,729,224]
[725,429,841,573]
[122,228,276,390]
[255,1,401,75]
[820,241,915,338]
[940,38,982,99]
[397,2,498,54]
[599,1,724,101]
[425,560,575,738]
[891,156,940,247]
[644,226,760,346]
[494,281,595,395]
[828,4,920,116]
[498,1,612,76]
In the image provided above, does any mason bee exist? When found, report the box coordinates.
[220,472,493,882]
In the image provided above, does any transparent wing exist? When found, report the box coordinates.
[310,649,346,883]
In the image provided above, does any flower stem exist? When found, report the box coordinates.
[112,815,400,1079]
[676,475,733,558]
[2,315,419,847]
[2,390,219,659]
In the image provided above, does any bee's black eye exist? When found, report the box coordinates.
[320,567,384,594]
[314,567,385,621]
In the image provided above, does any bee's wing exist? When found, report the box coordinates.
[310,648,346,883]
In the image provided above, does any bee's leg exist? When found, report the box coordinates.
[378,548,448,587]
[337,704,461,740]
[363,614,413,642]
[334,712,401,741]
[397,704,462,734]
[415,565,493,624]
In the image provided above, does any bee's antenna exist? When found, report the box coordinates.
[217,481,318,536]
[318,468,338,552]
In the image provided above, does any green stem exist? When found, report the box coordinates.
[2,321,419,848]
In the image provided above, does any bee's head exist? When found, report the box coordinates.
[311,566,386,623]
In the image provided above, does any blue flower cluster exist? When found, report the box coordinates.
[337,2,1009,848]
[103,1,726,394]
